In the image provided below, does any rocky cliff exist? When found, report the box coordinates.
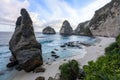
[8,8,43,72]
[74,21,92,36]
[60,20,73,35]
[42,26,56,34]
[90,0,120,37]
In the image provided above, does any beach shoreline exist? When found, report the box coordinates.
[11,37,115,80]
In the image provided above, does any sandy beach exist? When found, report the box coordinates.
[12,37,115,80]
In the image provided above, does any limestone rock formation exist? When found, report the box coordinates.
[60,20,73,35]
[90,0,120,37]
[8,8,43,72]
[42,26,56,34]
[74,21,92,36]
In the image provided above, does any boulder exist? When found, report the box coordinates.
[89,0,120,37]
[33,67,45,73]
[51,51,56,54]
[60,20,73,35]
[8,8,43,72]
[54,49,58,51]
[35,76,45,80]
[42,26,56,34]
[60,45,66,47]
[7,61,18,68]
[74,21,92,36]
[48,77,54,80]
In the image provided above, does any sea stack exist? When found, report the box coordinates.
[74,21,92,36]
[8,8,43,72]
[60,20,73,35]
[42,26,56,34]
[89,0,120,37]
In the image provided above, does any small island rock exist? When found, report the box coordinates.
[8,8,43,72]
[60,20,73,35]
[42,26,56,34]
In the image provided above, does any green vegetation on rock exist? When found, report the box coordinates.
[59,60,80,80]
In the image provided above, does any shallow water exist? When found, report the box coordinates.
[0,32,96,80]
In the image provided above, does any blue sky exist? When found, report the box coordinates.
[0,0,111,32]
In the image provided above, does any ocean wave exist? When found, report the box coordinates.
[0,44,9,47]
[40,40,53,44]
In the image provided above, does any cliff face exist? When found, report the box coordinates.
[90,0,120,37]
[60,20,73,35]
[74,21,92,36]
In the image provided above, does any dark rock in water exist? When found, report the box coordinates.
[42,26,56,34]
[80,42,91,47]
[60,20,73,35]
[63,48,66,50]
[7,61,18,68]
[74,21,92,36]
[51,54,60,59]
[60,45,66,47]
[35,76,45,80]
[89,0,120,37]
[54,49,58,51]
[51,54,57,57]
[33,67,45,73]
[51,51,56,54]
[54,55,60,59]
[61,41,90,48]
[8,8,43,72]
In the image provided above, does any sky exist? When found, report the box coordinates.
[0,0,111,32]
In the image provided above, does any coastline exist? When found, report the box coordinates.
[11,37,115,80]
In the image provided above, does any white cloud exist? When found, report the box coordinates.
[0,0,29,31]
[30,15,46,32]
[0,0,29,23]
[0,0,111,32]
[35,0,111,32]
[80,0,111,22]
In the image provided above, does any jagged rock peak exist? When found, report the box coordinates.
[60,20,73,35]
[8,8,43,72]
[20,8,32,24]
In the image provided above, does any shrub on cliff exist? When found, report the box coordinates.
[105,42,119,55]
[83,54,120,80]
[59,60,80,80]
